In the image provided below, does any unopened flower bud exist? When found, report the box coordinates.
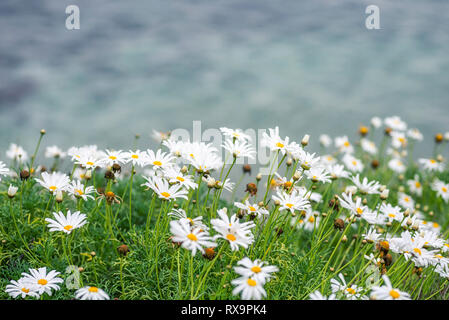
[85,169,92,180]
[55,190,63,203]
[301,134,310,147]
[286,158,293,167]
[8,185,18,198]
[181,166,188,174]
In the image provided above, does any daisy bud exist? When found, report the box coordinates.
[386,221,392,227]
[380,189,389,200]
[117,244,130,256]
[173,203,179,209]
[371,160,379,169]
[256,173,262,181]
[207,179,216,188]
[401,150,407,158]
[20,170,30,181]
[423,205,429,212]
[7,185,18,198]
[286,158,293,167]
[429,211,434,217]
[412,222,420,231]
[274,200,281,206]
[329,267,335,272]
[333,218,345,231]
[85,169,92,180]
[90,251,96,257]
[437,154,444,162]
[40,129,46,135]
[341,235,348,243]
[362,198,368,205]
[359,126,369,137]
[345,186,357,195]
[362,239,367,245]
[181,166,188,174]
[243,164,251,174]
[237,209,245,219]
[398,186,405,193]
[398,175,404,181]
[292,171,302,181]
[301,134,310,147]
[245,183,257,196]
[435,133,444,143]
[104,170,115,180]
[55,190,63,203]
[78,267,84,272]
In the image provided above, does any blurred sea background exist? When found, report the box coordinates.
[0,0,448,158]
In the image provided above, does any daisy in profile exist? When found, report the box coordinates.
[67,180,96,201]
[351,175,381,195]
[319,134,332,148]
[272,189,310,214]
[370,275,410,300]
[163,139,187,157]
[407,128,423,141]
[360,139,378,155]
[326,164,350,180]
[75,286,110,300]
[35,171,70,194]
[407,175,423,196]
[21,267,63,296]
[75,154,103,170]
[184,142,222,173]
[0,161,10,181]
[293,149,320,170]
[142,176,188,200]
[342,154,364,173]
[170,220,216,256]
[163,166,197,190]
[222,139,256,159]
[398,192,415,210]
[309,290,337,300]
[220,127,252,142]
[211,209,255,251]
[233,257,278,284]
[45,210,88,234]
[5,278,40,299]
[45,145,66,159]
[99,149,127,167]
[362,227,381,243]
[338,192,372,219]
[6,143,28,162]
[231,276,267,300]
[124,150,149,167]
[335,136,354,154]
[151,129,171,144]
[146,149,175,170]
[418,158,444,172]
[234,200,269,218]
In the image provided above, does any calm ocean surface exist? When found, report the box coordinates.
[0,0,448,156]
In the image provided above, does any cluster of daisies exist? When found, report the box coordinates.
[1,117,448,300]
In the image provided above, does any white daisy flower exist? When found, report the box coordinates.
[142,176,188,200]
[5,278,40,299]
[360,138,378,155]
[35,171,70,194]
[124,150,149,167]
[418,158,444,172]
[211,209,255,251]
[231,276,267,300]
[319,134,332,148]
[75,286,110,300]
[45,145,66,159]
[309,290,337,300]
[0,161,10,181]
[234,200,269,218]
[388,158,406,174]
[146,149,176,170]
[342,154,364,172]
[222,139,256,159]
[233,257,278,284]
[6,143,28,162]
[370,275,410,300]
[98,149,127,167]
[371,116,383,129]
[220,127,252,142]
[45,210,88,234]
[21,267,63,296]
[272,189,311,214]
[350,174,381,195]
[170,220,216,256]
[407,175,423,197]
[67,180,96,201]
[398,192,415,211]
[335,136,354,154]
[384,116,407,131]
[261,126,291,155]
[407,128,423,141]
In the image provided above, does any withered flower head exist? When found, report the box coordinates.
[242,164,251,175]
[117,244,130,256]
[20,170,30,180]
[245,183,258,196]
[333,218,345,231]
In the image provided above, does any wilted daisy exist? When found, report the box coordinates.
[0,161,10,181]
[370,275,410,300]
[75,286,110,300]
[45,210,87,234]
[5,278,40,299]
[233,257,278,284]
[142,176,188,200]
[170,219,216,256]
[21,267,63,296]
[45,145,66,159]
[231,276,267,300]
[35,171,70,194]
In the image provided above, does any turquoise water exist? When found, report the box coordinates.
[0,0,448,156]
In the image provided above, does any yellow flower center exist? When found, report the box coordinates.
[433,222,440,228]
[413,248,422,255]
[249,206,257,212]
[131,154,139,159]
[415,182,421,188]
[176,176,185,182]
[285,203,294,209]
[344,141,350,147]
[356,208,363,215]
[86,161,94,166]
[276,142,284,148]
[388,213,396,218]
[251,266,262,273]
[404,197,410,202]
[64,225,73,231]
[21,288,30,293]
[430,159,436,164]
[442,187,448,193]
[49,186,57,191]
[226,234,237,241]
[389,290,400,299]
[109,156,117,160]
[308,216,315,223]
[76,189,84,196]
[37,279,48,285]
[247,279,257,287]
[352,160,358,166]
[88,286,98,293]
[346,288,356,295]
[160,192,171,198]
[153,161,162,166]
[187,233,198,241]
